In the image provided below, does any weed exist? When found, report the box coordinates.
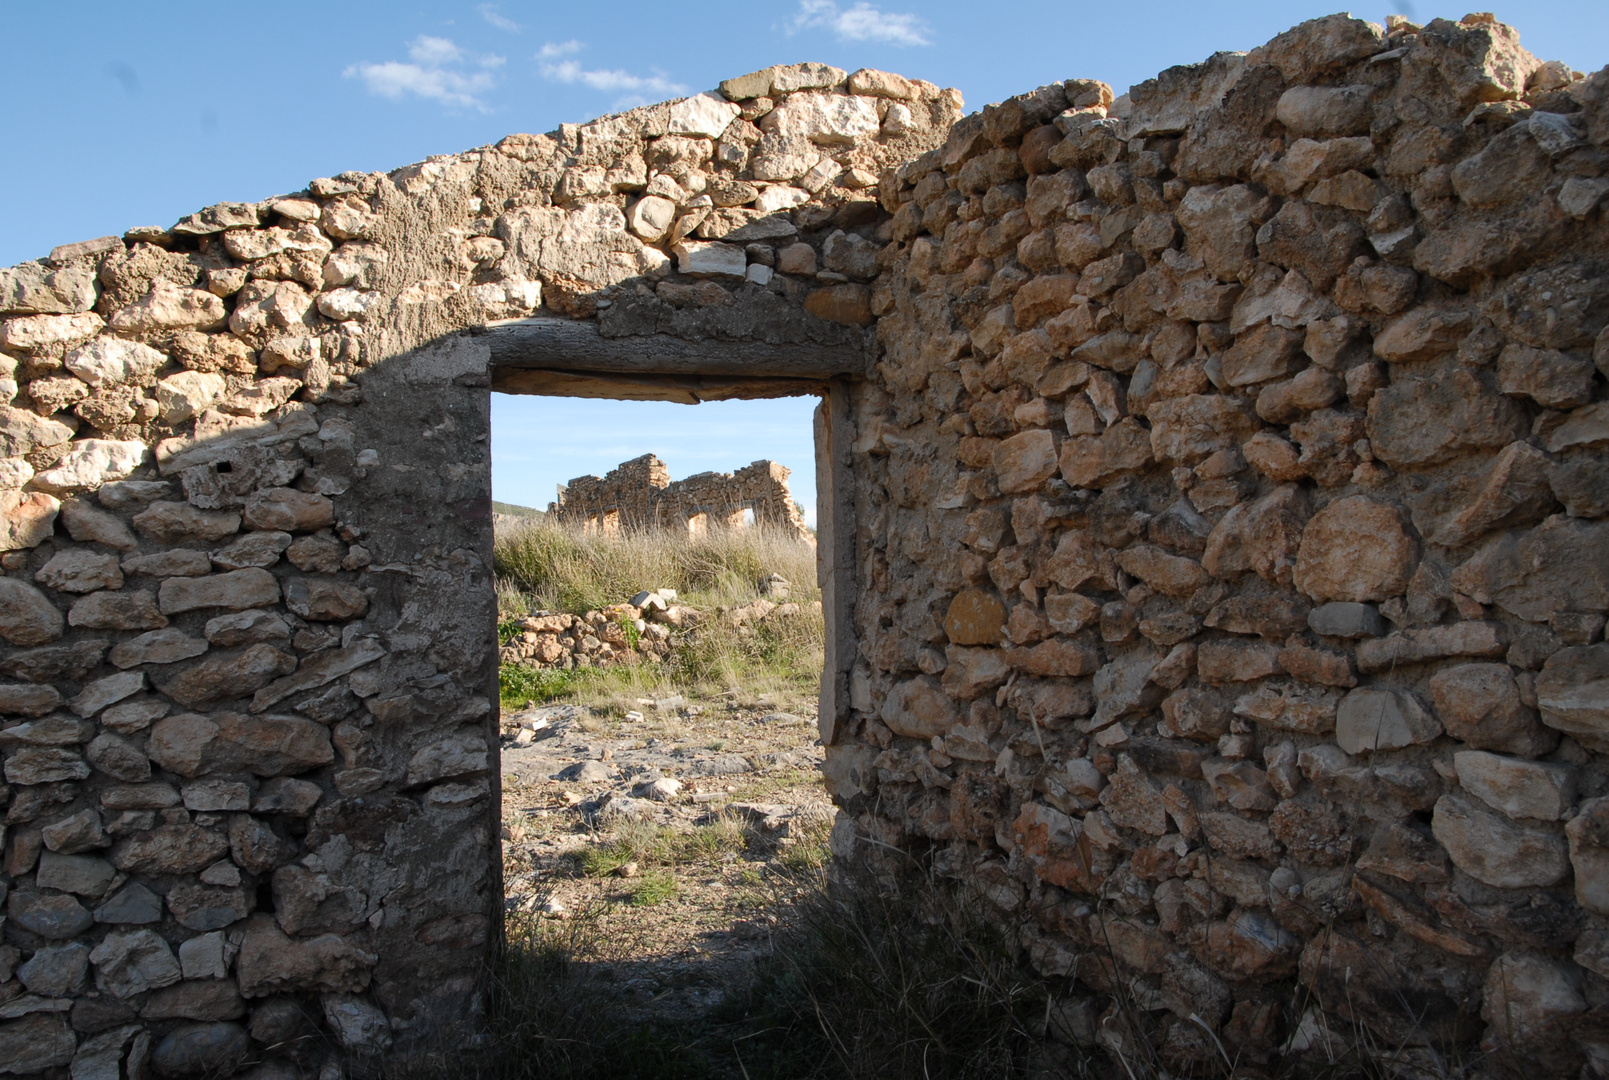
[628,870,680,906]
[497,664,579,710]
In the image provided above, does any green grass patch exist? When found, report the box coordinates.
[627,870,679,906]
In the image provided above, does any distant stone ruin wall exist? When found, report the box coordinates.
[0,60,955,1077]
[3,10,1609,1077]
[550,453,811,539]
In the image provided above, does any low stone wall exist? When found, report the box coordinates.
[499,588,816,672]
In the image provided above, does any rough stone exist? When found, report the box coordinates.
[1293,496,1416,603]
[0,577,65,645]
[147,710,331,776]
[1454,750,1575,821]
[235,915,375,997]
[1335,688,1440,754]
[35,550,123,594]
[1535,644,1609,743]
[1432,792,1570,889]
[1425,662,1554,758]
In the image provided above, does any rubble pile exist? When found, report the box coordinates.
[498,585,817,671]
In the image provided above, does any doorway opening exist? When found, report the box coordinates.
[485,373,853,1032]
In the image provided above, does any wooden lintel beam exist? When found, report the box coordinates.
[481,317,866,380]
[491,367,830,403]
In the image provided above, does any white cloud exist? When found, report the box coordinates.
[408,35,462,64]
[789,0,932,45]
[538,42,687,97]
[538,40,582,60]
[345,35,501,111]
[478,4,520,32]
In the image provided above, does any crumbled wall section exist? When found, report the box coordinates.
[0,62,956,1076]
[834,13,1609,1071]
[551,452,811,539]
[2,12,1608,1075]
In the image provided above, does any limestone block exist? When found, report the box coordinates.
[3,746,90,784]
[152,646,299,711]
[1293,496,1416,603]
[133,501,242,543]
[1454,750,1575,820]
[284,578,367,621]
[90,929,182,998]
[66,590,165,632]
[1431,792,1569,889]
[64,498,139,548]
[1366,370,1526,469]
[34,549,122,594]
[235,915,375,997]
[0,1014,77,1073]
[108,280,226,333]
[626,195,676,242]
[109,824,230,875]
[41,808,109,854]
[210,531,293,571]
[86,732,153,782]
[317,288,381,321]
[1536,644,1609,742]
[760,92,880,145]
[668,92,741,138]
[64,338,165,388]
[1452,518,1609,623]
[30,440,146,495]
[880,676,957,738]
[35,851,116,897]
[0,404,72,458]
[159,569,281,615]
[1335,688,1440,754]
[1481,951,1586,1046]
[1430,662,1556,756]
[0,682,62,716]
[156,371,227,424]
[0,311,103,354]
[0,577,65,644]
[0,258,99,314]
[406,730,489,786]
[671,240,746,278]
[0,490,60,551]
[108,628,208,669]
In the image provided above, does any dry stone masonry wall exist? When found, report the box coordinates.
[829,12,1609,1072]
[0,12,1607,1076]
[0,61,958,1077]
[550,452,811,539]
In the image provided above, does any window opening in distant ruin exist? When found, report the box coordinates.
[739,507,756,528]
[687,511,709,537]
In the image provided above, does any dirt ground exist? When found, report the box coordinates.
[496,688,832,1022]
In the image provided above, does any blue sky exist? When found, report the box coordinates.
[4,1,1605,519]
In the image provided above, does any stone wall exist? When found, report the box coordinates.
[0,12,1607,1076]
[0,61,958,1077]
[829,13,1609,1072]
[550,452,811,539]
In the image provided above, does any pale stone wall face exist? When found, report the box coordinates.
[552,453,811,539]
[1,15,1607,1075]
